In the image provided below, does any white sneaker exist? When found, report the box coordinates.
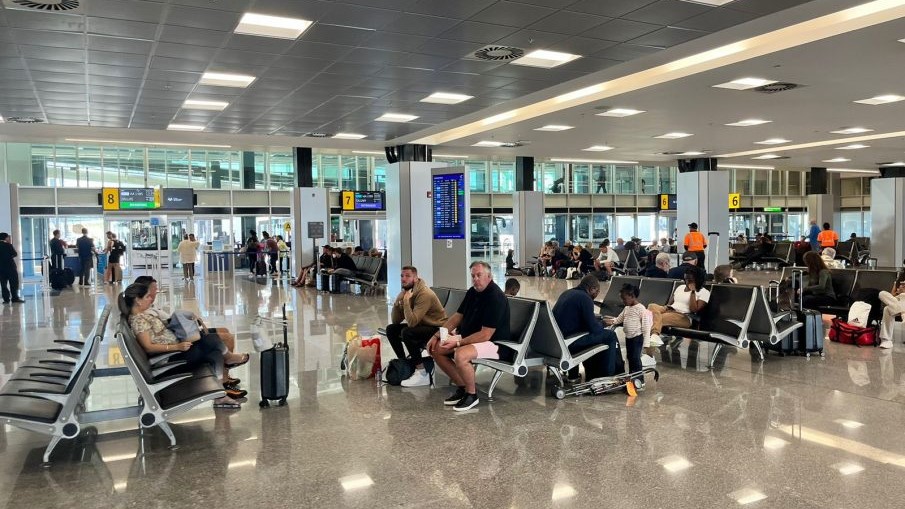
[400,368,431,387]
[649,334,663,347]
[641,354,657,367]
[879,339,893,349]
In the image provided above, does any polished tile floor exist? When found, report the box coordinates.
[2,267,905,508]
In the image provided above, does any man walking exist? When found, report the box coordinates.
[0,232,24,303]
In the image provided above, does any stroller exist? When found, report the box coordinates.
[550,367,660,399]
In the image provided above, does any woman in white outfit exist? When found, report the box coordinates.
[879,281,905,349]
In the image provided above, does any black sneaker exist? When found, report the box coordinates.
[453,393,479,411]
[443,387,467,406]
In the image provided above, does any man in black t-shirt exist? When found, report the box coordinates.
[49,229,67,270]
[428,261,510,411]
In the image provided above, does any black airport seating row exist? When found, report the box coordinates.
[730,242,794,267]
[772,266,901,319]
[431,287,607,400]
[115,321,226,449]
[0,305,111,465]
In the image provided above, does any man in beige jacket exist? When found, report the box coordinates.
[386,266,446,387]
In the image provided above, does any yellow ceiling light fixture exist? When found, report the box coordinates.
[412,0,905,146]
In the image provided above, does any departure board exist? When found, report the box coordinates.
[341,190,385,211]
[432,173,466,240]
[119,188,158,209]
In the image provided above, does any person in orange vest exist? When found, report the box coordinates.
[684,222,707,268]
[817,222,839,250]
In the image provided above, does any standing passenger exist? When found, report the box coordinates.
[0,232,24,303]
[48,229,67,270]
[683,222,707,269]
[76,228,96,286]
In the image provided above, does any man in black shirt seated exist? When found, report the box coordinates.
[428,261,510,411]
[668,252,706,281]
[643,252,671,278]
[552,275,619,382]
[330,246,358,276]
[734,233,774,269]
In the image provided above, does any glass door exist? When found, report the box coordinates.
[105,217,136,278]
[168,215,192,272]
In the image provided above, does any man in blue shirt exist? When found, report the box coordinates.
[75,228,95,286]
[552,275,620,381]
[808,220,820,252]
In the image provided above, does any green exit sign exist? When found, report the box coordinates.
[762,207,782,212]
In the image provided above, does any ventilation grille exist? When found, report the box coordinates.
[501,141,524,148]
[470,45,525,61]
[305,132,332,138]
[10,0,80,11]
[753,82,801,94]
[6,116,44,123]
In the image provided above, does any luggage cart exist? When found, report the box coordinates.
[550,367,660,399]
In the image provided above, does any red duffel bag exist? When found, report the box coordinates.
[828,317,877,347]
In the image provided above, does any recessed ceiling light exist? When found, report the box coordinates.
[376,113,418,122]
[200,72,256,88]
[717,164,775,170]
[511,49,581,68]
[66,138,231,148]
[827,168,879,174]
[167,124,205,131]
[823,157,851,163]
[235,12,313,39]
[713,77,777,90]
[658,455,693,472]
[183,99,229,111]
[332,133,366,139]
[433,154,470,159]
[830,127,873,135]
[755,138,791,144]
[836,144,869,150]
[853,94,905,105]
[352,150,385,155]
[421,92,473,104]
[655,132,693,139]
[550,157,639,164]
[583,145,614,151]
[752,154,783,160]
[726,119,772,127]
[679,151,707,156]
[473,141,506,147]
[597,108,645,117]
[534,125,574,132]
[881,161,905,166]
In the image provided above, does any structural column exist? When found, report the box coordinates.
[870,167,905,267]
[676,158,727,273]
[294,147,313,188]
[513,191,544,267]
[240,151,257,239]
[515,156,534,191]
[806,167,841,232]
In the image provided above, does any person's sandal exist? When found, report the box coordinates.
[225,353,250,369]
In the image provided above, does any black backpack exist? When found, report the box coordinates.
[113,240,126,255]
[385,358,415,386]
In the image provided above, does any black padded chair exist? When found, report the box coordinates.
[471,297,540,400]
[528,301,608,391]
[430,287,451,309]
[637,278,677,307]
[661,285,757,368]
[596,276,642,317]
[444,289,468,318]
[747,286,803,360]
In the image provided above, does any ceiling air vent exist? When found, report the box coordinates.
[6,116,44,123]
[501,141,524,148]
[470,45,525,62]
[305,132,332,138]
[753,82,801,94]
[9,0,80,11]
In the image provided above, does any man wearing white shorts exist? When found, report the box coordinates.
[428,261,510,411]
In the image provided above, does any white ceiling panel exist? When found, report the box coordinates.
[86,35,153,55]
[86,17,158,39]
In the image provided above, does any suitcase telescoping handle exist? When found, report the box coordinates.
[281,304,289,348]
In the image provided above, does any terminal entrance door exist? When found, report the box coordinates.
[105,217,138,279]
[168,216,193,275]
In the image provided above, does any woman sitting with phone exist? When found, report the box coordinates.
[118,283,249,408]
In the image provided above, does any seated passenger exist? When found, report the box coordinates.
[552,275,620,382]
[118,284,249,408]
[593,240,618,277]
[571,246,594,274]
[878,280,905,349]
[712,264,737,284]
[668,252,706,282]
[537,241,555,275]
[505,249,518,272]
[427,261,509,411]
[801,251,836,309]
[133,276,243,385]
[643,252,671,278]
[648,268,710,355]
[504,278,520,297]
[330,247,358,277]
[820,247,845,269]
[386,266,446,387]
[734,234,774,269]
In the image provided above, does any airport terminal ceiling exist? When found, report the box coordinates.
[1,0,904,171]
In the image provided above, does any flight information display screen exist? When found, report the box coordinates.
[341,190,385,211]
[161,188,194,210]
[119,188,157,209]
[432,173,466,240]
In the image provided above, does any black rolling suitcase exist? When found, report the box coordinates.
[776,269,825,357]
[50,268,68,290]
[260,304,290,407]
[254,252,268,278]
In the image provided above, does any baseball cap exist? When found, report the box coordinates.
[688,222,698,229]
[682,252,697,261]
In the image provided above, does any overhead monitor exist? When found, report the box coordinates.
[341,190,385,211]
[160,188,194,210]
[119,188,158,209]
[432,173,466,240]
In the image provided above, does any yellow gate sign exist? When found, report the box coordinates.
[102,188,119,210]
[729,193,741,209]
